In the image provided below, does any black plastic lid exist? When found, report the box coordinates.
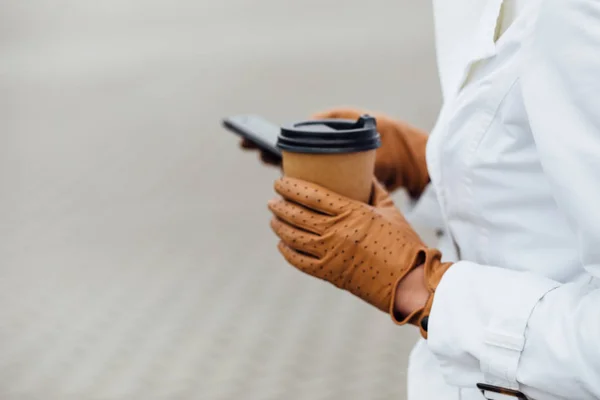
[277,115,381,154]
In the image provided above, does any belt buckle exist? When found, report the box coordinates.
[477,383,529,400]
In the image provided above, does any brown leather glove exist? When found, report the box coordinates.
[268,177,452,338]
[312,108,430,198]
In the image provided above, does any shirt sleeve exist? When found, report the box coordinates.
[426,1,600,398]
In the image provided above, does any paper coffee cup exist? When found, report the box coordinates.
[277,115,381,203]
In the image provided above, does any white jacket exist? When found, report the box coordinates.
[409,0,600,399]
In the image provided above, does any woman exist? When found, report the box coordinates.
[243,0,600,398]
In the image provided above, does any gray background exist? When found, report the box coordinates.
[0,0,441,398]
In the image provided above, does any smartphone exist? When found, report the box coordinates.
[222,114,282,158]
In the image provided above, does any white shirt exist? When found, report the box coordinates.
[408,0,600,399]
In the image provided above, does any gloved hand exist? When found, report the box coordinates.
[312,108,430,198]
[268,177,452,338]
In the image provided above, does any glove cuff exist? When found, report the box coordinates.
[389,249,453,339]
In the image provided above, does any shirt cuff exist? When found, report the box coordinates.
[426,261,559,390]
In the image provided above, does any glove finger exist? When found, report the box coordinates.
[277,241,322,276]
[274,177,355,216]
[268,198,335,235]
[240,138,258,149]
[270,217,325,258]
[260,151,282,166]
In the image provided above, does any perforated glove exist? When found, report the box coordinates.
[268,177,451,338]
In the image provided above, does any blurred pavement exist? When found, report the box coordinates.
[0,0,441,399]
